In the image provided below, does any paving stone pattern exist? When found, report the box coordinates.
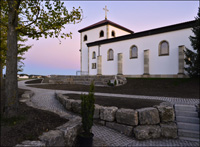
[18,80,199,146]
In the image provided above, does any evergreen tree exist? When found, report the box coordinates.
[184,8,200,77]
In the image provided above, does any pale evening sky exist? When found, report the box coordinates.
[15,1,198,75]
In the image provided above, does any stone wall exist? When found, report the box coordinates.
[56,93,178,140]
[43,75,127,86]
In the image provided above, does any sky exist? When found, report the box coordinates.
[13,1,199,75]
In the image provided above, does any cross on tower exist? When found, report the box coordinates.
[103,5,109,20]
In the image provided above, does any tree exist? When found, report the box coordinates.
[1,0,82,117]
[184,8,200,77]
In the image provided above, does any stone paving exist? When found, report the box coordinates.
[18,80,200,146]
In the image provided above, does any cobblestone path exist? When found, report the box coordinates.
[18,80,199,146]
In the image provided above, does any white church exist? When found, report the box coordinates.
[78,7,196,78]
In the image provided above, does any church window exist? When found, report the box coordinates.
[92,63,96,69]
[100,30,104,37]
[92,51,96,59]
[83,35,87,41]
[111,31,115,37]
[130,45,138,58]
[159,41,169,56]
[107,49,114,61]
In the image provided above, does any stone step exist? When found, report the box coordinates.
[178,129,199,139]
[175,104,196,112]
[176,116,199,124]
[179,137,200,142]
[175,111,198,118]
[177,122,199,131]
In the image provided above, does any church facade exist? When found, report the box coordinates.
[78,19,196,77]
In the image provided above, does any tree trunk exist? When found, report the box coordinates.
[4,0,19,117]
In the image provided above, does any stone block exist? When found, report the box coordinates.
[38,130,65,146]
[116,108,138,126]
[134,125,161,140]
[94,119,106,126]
[160,122,178,138]
[57,118,82,147]
[21,93,30,99]
[100,106,118,122]
[106,122,133,137]
[137,107,160,125]
[65,99,75,111]
[94,104,102,119]
[156,106,175,122]
[71,100,81,114]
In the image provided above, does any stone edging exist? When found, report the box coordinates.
[16,91,82,147]
[56,93,178,140]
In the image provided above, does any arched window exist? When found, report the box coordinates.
[130,45,138,58]
[100,30,104,37]
[92,51,96,59]
[83,35,87,41]
[107,49,114,61]
[159,41,169,56]
[111,30,115,37]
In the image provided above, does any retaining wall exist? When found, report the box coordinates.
[56,93,178,140]
[43,75,127,86]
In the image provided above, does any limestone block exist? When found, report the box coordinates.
[156,106,175,122]
[137,107,160,125]
[65,99,75,111]
[93,119,106,126]
[57,119,82,147]
[15,140,46,147]
[100,106,118,122]
[160,122,178,138]
[38,130,65,146]
[24,91,34,97]
[134,125,161,140]
[21,93,30,99]
[116,108,138,126]
[94,104,102,119]
[71,100,81,114]
[106,122,133,137]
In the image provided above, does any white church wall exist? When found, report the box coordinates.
[108,25,131,38]
[81,26,107,73]
[88,28,193,76]
[89,46,98,75]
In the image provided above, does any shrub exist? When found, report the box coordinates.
[81,82,95,137]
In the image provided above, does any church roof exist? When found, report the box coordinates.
[78,19,134,33]
[87,20,196,47]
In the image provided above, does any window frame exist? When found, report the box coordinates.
[99,30,104,38]
[111,30,115,37]
[159,40,169,56]
[107,49,114,61]
[83,35,87,41]
[130,45,138,59]
[92,51,96,59]
[92,63,96,69]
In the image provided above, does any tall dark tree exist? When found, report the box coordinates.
[184,8,200,77]
[1,0,82,117]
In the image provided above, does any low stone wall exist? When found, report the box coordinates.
[44,75,127,86]
[16,91,82,147]
[56,93,178,140]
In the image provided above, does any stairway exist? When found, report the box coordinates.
[175,104,200,142]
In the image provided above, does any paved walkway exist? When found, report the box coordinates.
[18,80,200,146]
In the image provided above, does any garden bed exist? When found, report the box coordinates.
[29,78,199,98]
[65,94,163,110]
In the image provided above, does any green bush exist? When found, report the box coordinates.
[81,82,95,137]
